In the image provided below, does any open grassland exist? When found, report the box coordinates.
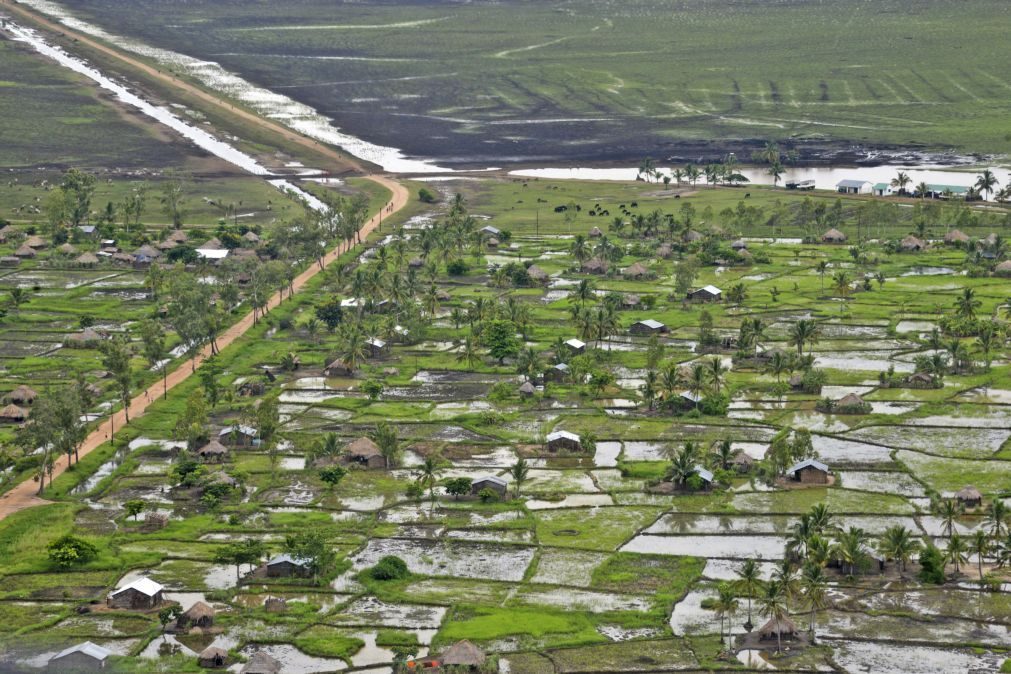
[41,0,1011,165]
[0,177,1009,671]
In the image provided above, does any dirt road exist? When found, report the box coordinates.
[0,1,411,520]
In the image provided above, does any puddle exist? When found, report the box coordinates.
[832,641,999,674]
[811,435,894,464]
[701,559,777,582]
[530,549,608,587]
[332,597,447,629]
[238,644,347,674]
[515,588,651,613]
[814,352,914,373]
[895,320,937,334]
[622,441,666,461]
[350,539,534,582]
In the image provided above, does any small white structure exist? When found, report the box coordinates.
[564,338,586,354]
[836,179,872,195]
[49,641,111,671]
[546,430,582,452]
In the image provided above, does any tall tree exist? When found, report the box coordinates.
[101,334,133,423]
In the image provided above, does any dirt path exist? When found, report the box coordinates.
[0,176,407,520]
[0,1,412,520]
[0,0,364,175]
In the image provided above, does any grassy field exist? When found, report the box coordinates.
[37,0,1011,165]
[0,176,1008,671]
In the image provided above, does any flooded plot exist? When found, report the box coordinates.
[591,469,642,491]
[514,588,652,613]
[622,441,666,461]
[895,320,937,333]
[332,597,447,629]
[814,352,914,373]
[526,494,614,510]
[524,469,598,493]
[847,426,1010,458]
[530,549,609,587]
[907,407,1011,429]
[350,539,535,582]
[668,585,721,635]
[621,534,785,559]
[645,514,793,535]
[831,641,1001,674]
[811,435,894,464]
[836,470,926,497]
[592,441,622,467]
[238,644,346,674]
[701,559,777,582]
[820,610,1011,647]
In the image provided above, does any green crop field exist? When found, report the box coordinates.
[35,0,1011,165]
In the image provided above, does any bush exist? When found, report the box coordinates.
[918,543,946,584]
[699,393,729,416]
[47,535,98,568]
[446,259,470,276]
[477,487,499,503]
[370,555,409,581]
[418,188,438,203]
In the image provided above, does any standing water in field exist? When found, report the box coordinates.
[12,0,450,173]
[2,21,327,211]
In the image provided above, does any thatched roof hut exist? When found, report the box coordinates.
[758,616,797,640]
[58,242,77,255]
[821,228,847,243]
[179,601,215,628]
[240,651,281,674]
[198,646,228,668]
[994,261,1011,277]
[8,385,37,405]
[197,440,229,461]
[955,485,983,508]
[24,235,47,249]
[944,229,969,244]
[75,252,100,266]
[440,640,486,667]
[622,262,649,278]
[900,235,926,252]
[526,264,548,283]
[518,381,536,397]
[0,404,29,422]
[14,244,36,258]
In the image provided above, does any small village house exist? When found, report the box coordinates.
[687,285,722,303]
[265,554,311,578]
[196,439,229,463]
[108,577,164,610]
[836,179,872,195]
[955,486,983,509]
[900,235,926,252]
[944,229,969,244]
[344,437,387,469]
[588,226,603,238]
[581,258,608,275]
[526,264,548,284]
[692,465,714,491]
[758,616,798,642]
[994,261,1011,277]
[14,244,37,259]
[48,641,111,671]
[479,225,501,238]
[324,359,355,377]
[546,430,582,452]
[730,239,747,251]
[0,404,29,423]
[177,601,215,629]
[366,338,390,358]
[622,262,649,279]
[198,646,228,669]
[471,476,508,499]
[24,234,47,249]
[544,363,569,383]
[786,459,831,485]
[564,338,586,355]
[8,385,37,406]
[629,319,667,336]
[517,381,536,398]
[218,425,258,447]
[821,228,847,244]
[412,640,486,671]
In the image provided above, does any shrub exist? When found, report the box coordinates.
[47,535,98,568]
[418,188,438,204]
[446,259,470,276]
[477,487,498,503]
[918,543,946,584]
[370,555,409,581]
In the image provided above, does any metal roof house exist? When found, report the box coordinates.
[629,319,668,335]
[564,338,586,354]
[49,641,111,671]
[218,425,259,447]
[786,459,831,484]
[471,475,508,497]
[546,430,582,452]
[266,553,311,578]
[687,285,722,302]
[836,179,872,195]
[108,578,164,610]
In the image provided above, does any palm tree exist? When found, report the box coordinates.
[891,171,912,196]
[936,499,963,537]
[832,527,869,576]
[815,260,829,293]
[673,168,684,187]
[757,580,789,653]
[569,235,590,263]
[370,422,401,469]
[969,529,990,583]
[808,503,835,535]
[638,157,655,183]
[788,319,821,356]
[666,445,696,487]
[955,287,980,321]
[985,500,1008,537]
[707,357,727,395]
[509,457,529,497]
[415,456,444,508]
[516,347,543,382]
[878,525,919,573]
[946,532,968,575]
[914,181,930,199]
[975,169,999,201]
[735,559,763,631]
[457,336,483,369]
[685,362,708,409]
[800,563,828,642]
[976,323,998,371]
[766,350,789,383]
[832,270,851,298]
[640,370,659,411]
[340,327,369,371]
[768,160,784,187]
[786,514,816,560]
[714,440,735,471]
[712,583,739,650]
[571,278,596,306]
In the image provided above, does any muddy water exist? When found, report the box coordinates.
[621,534,786,559]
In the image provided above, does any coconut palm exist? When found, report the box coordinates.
[800,563,828,641]
[969,529,990,583]
[339,326,369,371]
[768,160,784,187]
[808,503,835,535]
[516,346,543,382]
[914,181,930,199]
[976,322,998,371]
[806,534,831,568]
[673,168,685,187]
[878,525,919,573]
[788,319,821,356]
[832,270,851,298]
[640,370,659,411]
[815,260,829,293]
[955,287,981,321]
[416,456,444,506]
[891,171,912,196]
[766,350,789,383]
[946,532,968,575]
[936,498,964,537]
[735,559,763,630]
[707,357,728,395]
[685,362,709,409]
[757,580,789,653]
[569,234,590,263]
[832,527,869,576]
[985,500,1009,537]
[712,583,739,650]
[975,169,999,201]
[714,440,735,471]
[509,457,529,497]
[457,335,483,370]
[570,278,596,306]
[787,515,816,560]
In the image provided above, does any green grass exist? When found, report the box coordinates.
[438,605,604,648]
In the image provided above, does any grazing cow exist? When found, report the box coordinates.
[554,205,567,213]
[744,193,751,198]
[674,195,681,199]
[630,201,638,207]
